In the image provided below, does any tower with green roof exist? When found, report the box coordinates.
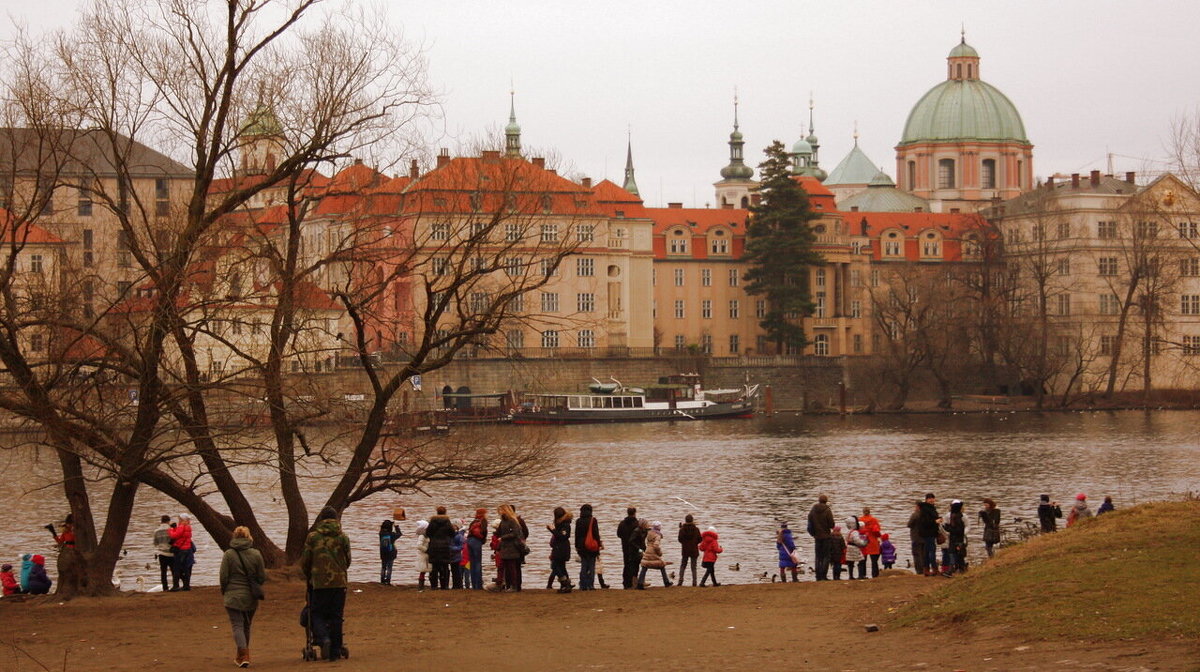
[714,93,757,209]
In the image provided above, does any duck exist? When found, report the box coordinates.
[729,562,740,571]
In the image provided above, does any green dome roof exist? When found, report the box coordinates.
[840,183,929,213]
[949,40,979,58]
[791,137,812,155]
[242,106,282,136]
[899,78,1028,145]
[826,144,880,186]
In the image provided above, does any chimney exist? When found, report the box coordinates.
[668,202,683,209]
[409,159,419,179]
[1047,176,1055,189]
[353,157,363,166]
[531,157,545,169]
[722,203,734,209]
[581,177,592,189]
[914,207,923,213]
[1071,173,1080,189]
[1126,171,1136,184]
[436,148,450,168]
[1090,170,1100,187]
[850,206,859,212]
[481,149,500,161]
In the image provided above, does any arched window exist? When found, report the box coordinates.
[668,229,689,254]
[956,63,962,79]
[938,159,956,189]
[981,159,996,189]
[883,230,903,258]
[921,231,942,259]
[907,161,916,190]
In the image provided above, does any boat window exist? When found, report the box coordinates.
[633,397,643,408]
[568,396,579,409]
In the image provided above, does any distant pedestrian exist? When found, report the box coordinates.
[219,525,266,668]
[1097,496,1115,515]
[776,521,799,582]
[807,494,835,580]
[1,563,17,596]
[829,524,846,580]
[945,500,967,574]
[378,520,401,585]
[1066,493,1093,527]
[616,507,641,589]
[169,514,194,591]
[698,526,723,586]
[496,504,524,592]
[467,508,488,590]
[300,506,351,662]
[547,506,574,592]
[860,507,883,578]
[917,494,940,576]
[1037,495,1062,533]
[574,504,601,590]
[450,521,467,589]
[678,514,702,587]
[906,502,924,575]
[425,507,455,590]
[414,520,430,590]
[880,533,897,570]
[153,514,176,592]
[637,521,672,588]
[844,517,866,579]
[25,555,51,594]
[978,499,1001,558]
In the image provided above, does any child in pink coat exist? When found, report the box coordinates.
[698,527,723,587]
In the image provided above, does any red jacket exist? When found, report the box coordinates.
[169,523,193,551]
[859,515,882,555]
[1,570,17,596]
[698,530,723,563]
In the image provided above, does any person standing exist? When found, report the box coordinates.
[978,499,1001,558]
[1066,493,1093,527]
[169,513,195,591]
[844,517,866,579]
[219,526,266,668]
[378,520,401,585]
[807,494,835,580]
[547,507,574,593]
[917,494,940,576]
[828,524,846,580]
[859,507,883,578]
[616,507,641,589]
[697,526,723,587]
[467,508,488,590]
[944,500,967,575]
[301,506,351,662]
[906,502,924,575]
[776,521,799,582]
[153,514,176,592]
[451,521,467,590]
[1037,495,1062,533]
[678,514,702,587]
[880,533,897,569]
[574,504,601,590]
[425,506,455,590]
[496,504,524,592]
[637,521,672,588]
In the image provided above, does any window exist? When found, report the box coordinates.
[813,334,829,356]
[470,256,486,272]
[906,161,916,190]
[505,222,521,242]
[668,231,688,254]
[729,269,740,287]
[432,257,449,276]
[1100,335,1115,356]
[576,257,594,276]
[471,220,488,239]
[469,292,488,313]
[1057,258,1070,276]
[729,300,739,319]
[710,236,728,255]
[755,300,766,318]
[1184,335,1200,355]
[155,178,170,216]
[508,293,524,313]
[77,186,92,216]
[1182,258,1200,277]
[506,330,524,350]
[700,334,712,354]
[117,281,132,296]
[1057,222,1070,239]
[674,334,686,350]
[921,234,941,258]
[1055,336,1071,357]
[853,333,863,353]
[1097,221,1117,239]
[427,222,449,241]
[540,259,558,276]
[851,300,862,319]
[674,300,685,319]
[1136,221,1158,239]
[576,224,594,243]
[729,334,740,354]
[884,240,901,256]
[117,230,132,268]
[577,293,595,313]
[1056,294,1071,317]
[1179,222,1199,239]
[504,256,523,277]
[1098,257,1118,276]
[540,292,559,313]
[815,292,826,318]
[673,268,684,286]
[701,268,711,287]
[937,158,956,189]
[1099,294,1120,315]
[980,159,996,189]
[1033,225,1046,242]
[701,300,712,319]
[577,329,595,348]
[540,224,559,243]
[541,330,559,349]
[30,333,44,352]
[815,268,826,288]
[1182,295,1200,315]
[870,269,880,287]
[850,269,861,287]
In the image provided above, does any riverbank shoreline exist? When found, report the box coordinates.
[2,573,1194,671]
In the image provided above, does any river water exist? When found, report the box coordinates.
[1,410,1198,589]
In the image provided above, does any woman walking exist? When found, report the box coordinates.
[637,521,672,588]
[467,508,488,589]
[678,514,701,587]
[978,499,1001,558]
[219,526,266,668]
[496,504,524,591]
[776,521,799,582]
[547,507,574,592]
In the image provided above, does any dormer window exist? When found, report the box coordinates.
[921,231,942,258]
[668,229,688,254]
[710,229,729,255]
[883,230,903,258]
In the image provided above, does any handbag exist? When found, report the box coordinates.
[584,519,600,553]
[236,549,265,601]
[517,538,531,557]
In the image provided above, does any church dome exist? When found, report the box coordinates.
[948,41,979,58]
[791,137,812,156]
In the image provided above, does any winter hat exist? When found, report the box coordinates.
[1040,494,1050,502]
[475,507,487,518]
[1076,493,1087,501]
[845,516,859,529]
[1,564,10,572]
[651,521,662,532]
[707,526,717,533]
[881,533,890,541]
[317,506,339,521]
[415,520,429,535]
[31,555,44,565]
[951,499,963,505]
[178,513,191,522]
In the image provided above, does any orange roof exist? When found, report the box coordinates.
[208,169,330,198]
[399,154,603,217]
[0,210,65,244]
[792,176,837,211]
[645,206,749,235]
[846,211,987,238]
[591,179,648,218]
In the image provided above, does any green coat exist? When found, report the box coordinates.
[219,537,267,612]
[300,519,351,589]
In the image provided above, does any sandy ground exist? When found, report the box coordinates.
[1,574,1196,672]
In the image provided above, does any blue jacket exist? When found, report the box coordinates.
[777,528,797,567]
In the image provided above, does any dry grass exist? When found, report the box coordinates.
[891,500,1200,641]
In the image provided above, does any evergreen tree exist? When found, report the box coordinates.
[743,141,824,351]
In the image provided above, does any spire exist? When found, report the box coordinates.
[719,90,754,182]
[504,88,521,158]
[853,121,859,147]
[622,129,640,196]
[791,94,826,181]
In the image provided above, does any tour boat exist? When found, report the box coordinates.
[512,375,758,425]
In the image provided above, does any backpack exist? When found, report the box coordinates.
[380,532,394,554]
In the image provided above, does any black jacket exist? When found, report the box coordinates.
[549,517,572,562]
[617,515,640,551]
[424,515,456,564]
[916,501,940,537]
[575,515,600,558]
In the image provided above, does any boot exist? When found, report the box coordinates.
[235,647,248,668]
[241,648,250,668]
[557,577,573,594]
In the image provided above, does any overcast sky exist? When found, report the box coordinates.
[8,1,1200,207]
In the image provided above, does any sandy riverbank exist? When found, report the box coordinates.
[2,573,1193,672]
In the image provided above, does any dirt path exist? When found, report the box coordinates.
[2,575,1195,671]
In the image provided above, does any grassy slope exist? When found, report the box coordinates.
[892,500,1200,641]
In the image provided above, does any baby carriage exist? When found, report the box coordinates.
[300,584,350,661]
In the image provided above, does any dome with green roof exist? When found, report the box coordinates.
[839,178,930,213]
[948,41,979,58]
[826,143,880,186]
[242,105,282,137]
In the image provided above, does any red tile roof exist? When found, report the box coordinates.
[645,206,749,235]
[0,210,66,244]
[591,179,648,218]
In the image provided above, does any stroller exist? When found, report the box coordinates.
[300,585,349,661]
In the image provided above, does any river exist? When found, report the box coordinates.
[1,410,1197,589]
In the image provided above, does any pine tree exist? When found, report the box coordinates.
[743,141,824,352]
